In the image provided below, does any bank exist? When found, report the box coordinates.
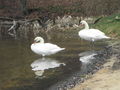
[70,14,120,90]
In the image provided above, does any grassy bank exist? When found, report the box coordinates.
[92,14,120,38]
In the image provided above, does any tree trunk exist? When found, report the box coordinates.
[20,0,28,16]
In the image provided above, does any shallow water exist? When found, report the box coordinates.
[0,30,108,90]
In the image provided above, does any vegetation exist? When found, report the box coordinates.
[93,14,120,38]
[0,0,120,18]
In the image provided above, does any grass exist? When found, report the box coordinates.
[92,14,120,38]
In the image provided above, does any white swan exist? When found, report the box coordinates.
[31,37,65,56]
[78,20,110,42]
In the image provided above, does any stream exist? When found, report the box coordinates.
[0,30,109,90]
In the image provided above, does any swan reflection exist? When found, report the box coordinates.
[31,58,65,77]
[79,51,97,63]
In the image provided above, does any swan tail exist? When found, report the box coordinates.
[60,48,65,51]
[51,48,65,54]
[104,36,111,39]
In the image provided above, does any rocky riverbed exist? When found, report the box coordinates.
[46,40,118,90]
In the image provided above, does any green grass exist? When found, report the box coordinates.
[92,14,120,38]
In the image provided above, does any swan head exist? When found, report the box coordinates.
[80,20,89,29]
[34,36,44,43]
[80,20,87,25]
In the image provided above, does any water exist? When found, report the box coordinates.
[0,30,108,90]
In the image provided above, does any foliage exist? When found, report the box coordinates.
[0,0,120,17]
[93,14,120,38]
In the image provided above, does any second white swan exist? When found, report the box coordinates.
[78,20,110,42]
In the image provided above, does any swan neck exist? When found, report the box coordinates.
[84,22,89,29]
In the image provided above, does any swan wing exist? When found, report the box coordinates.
[44,43,62,50]
[79,29,105,37]
[79,29,108,41]
[90,29,105,35]
[39,43,65,52]
[31,43,65,56]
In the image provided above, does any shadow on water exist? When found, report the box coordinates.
[0,30,109,90]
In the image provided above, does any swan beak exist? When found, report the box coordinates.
[80,23,83,26]
[80,23,83,25]
[80,23,84,26]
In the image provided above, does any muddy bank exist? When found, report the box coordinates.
[71,40,120,90]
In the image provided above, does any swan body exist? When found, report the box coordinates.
[78,20,110,42]
[31,37,65,56]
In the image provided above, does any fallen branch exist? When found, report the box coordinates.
[0,17,14,21]
[8,20,20,39]
[94,17,103,24]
